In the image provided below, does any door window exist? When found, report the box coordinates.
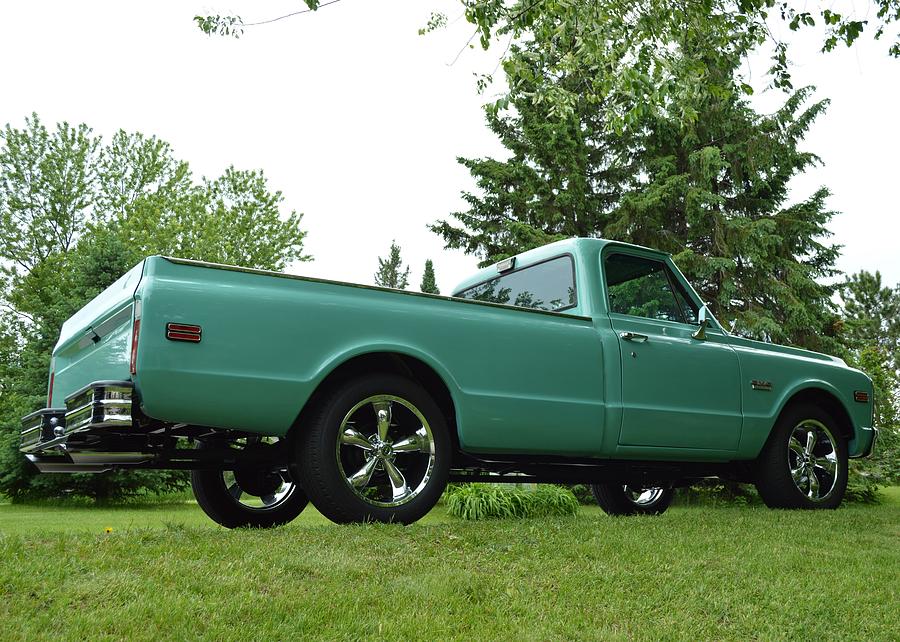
[605,253,697,323]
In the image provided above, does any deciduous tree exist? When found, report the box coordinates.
[0,114,311,500]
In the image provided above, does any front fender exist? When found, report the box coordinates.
[739,378,873,459]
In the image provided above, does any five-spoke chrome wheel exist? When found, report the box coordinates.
[755,402,848,509]
[295,374,451,524]
[191,437,309,529]
[336,395,436,508]
[221,467,298,511]
[787,419,839,502]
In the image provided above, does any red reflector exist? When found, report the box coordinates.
[167,323,202,334]
[130,319,141,375]
[854,391,869,403]
[167,331,202,342]
[166,323,202,343]
[48,371,55,407]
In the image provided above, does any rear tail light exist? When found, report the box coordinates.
[47,370,55,407]
[130,301,142,376]
[130,318,140,375]
[854,391,870,403]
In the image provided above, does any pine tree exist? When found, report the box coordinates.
[840,271,900,356]
[373,241,409,289]
[838,270,900,492]
[432,34,841,352]
[420,259,440,294]
[430,46,634,263]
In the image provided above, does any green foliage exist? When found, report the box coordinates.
[837,271,900,496]
[373,240,409,289]
[568,484,595,505]
[418,12,448,36]
[846,348,900,497]
[445,483,579,520]
[441,1,899,126]
[839,270,900,361]
[432,22,841,352]
[0,114,311,501]
[677,482,760,507]
[194,15,244,38]
[419,259,440,294]
[194,1,325,39]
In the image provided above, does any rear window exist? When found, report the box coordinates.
[454,256,576,312]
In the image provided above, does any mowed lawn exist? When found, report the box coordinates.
[1,490,898,641]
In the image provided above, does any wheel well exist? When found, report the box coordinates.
[780,388,854,441]
[290,352,459,449]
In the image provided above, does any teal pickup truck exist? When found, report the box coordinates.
[21,238,877,526]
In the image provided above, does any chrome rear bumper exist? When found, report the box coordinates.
[19,381,146,471]
[63,381,133,434]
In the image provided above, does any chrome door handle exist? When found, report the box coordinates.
[620,331,648,342]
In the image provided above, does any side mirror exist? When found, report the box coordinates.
[692,304,711,340]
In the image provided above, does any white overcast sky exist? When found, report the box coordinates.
[0,1,897,294]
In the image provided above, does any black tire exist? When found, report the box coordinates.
[754,402,848,509]
[590,483,674,516]
[292,374,451,525]
[191,439,309,529]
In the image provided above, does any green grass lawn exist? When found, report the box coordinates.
[1,490,898,641]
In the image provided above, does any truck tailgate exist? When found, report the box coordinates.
[50,261,145,405]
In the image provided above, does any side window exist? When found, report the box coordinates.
[605,253,695,324]
[671,282,699,324]
[455,256,576,312]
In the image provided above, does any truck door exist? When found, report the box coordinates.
[603,251,743,452]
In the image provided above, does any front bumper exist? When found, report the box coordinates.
[20,380,146,472]
[861,426,879,458]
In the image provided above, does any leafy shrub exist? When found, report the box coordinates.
[445,484,579,520]
[675,481,759,507]
[568,484,596,505]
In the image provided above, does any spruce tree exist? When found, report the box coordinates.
[432,35,841,352]
[374,241,409,289]
[420,259,440,294]
[840,271,900,356]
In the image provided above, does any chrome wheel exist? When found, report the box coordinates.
[335,394,436,508]
[191,436,308,528]
[787,419,840,502]
[222,468,296,511]
[624,486,665,506]
[221,436,298,511]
